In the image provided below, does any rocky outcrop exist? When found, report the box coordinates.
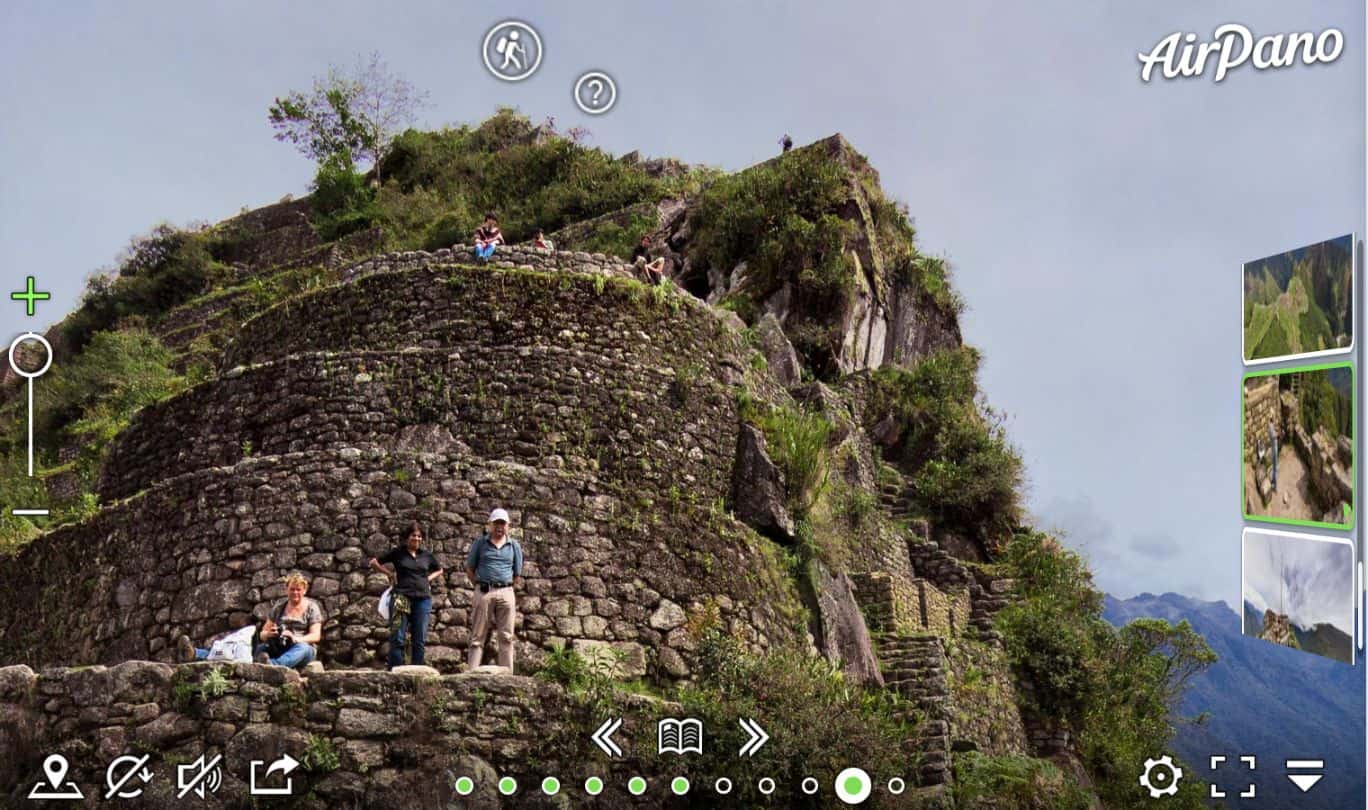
[754,313,802,387]
[666,135,962,378]
[1260,609,1299,649]
[730,425,796,542]
[809,562,884,688]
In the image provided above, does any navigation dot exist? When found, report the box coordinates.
[628,776,647,795]
[454,776,474,795]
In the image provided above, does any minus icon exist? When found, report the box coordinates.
[11,509,48,516]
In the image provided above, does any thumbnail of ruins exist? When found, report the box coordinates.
[1242,364,1354,528]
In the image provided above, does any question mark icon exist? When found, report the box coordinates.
[574,71,616,115]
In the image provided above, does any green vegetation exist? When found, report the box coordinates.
[995,532,1215,808]
[302,734,342,773]
[954,752,1092,809]
[744,402,833,519]
[63,224,236,352]
[1296,368,1352,440]
[690,146,856,305]
[0,329,186,553]
[310,108,711,253]
[863,346,1022,538]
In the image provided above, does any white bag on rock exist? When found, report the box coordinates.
[205,625,256,663]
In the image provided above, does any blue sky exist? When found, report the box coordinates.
[1,1,1363,602]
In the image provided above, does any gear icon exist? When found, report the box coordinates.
[1140,755,1183,798]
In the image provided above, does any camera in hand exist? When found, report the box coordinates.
[268,633,295,658]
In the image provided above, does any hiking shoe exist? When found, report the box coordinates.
[255,651,271,665]
[175,635,196,664]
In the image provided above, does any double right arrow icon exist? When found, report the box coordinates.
[592,717,623,757]
[738,718,769,757]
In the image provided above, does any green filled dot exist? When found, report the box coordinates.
[671,776,690,795]
[585,776,604,795]
[542,776,560,795]
[628,776,647,795]
[844,776,863,794]
[454,776,474,795]
[498,776,517,795]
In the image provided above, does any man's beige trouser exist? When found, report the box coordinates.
[468,586,516,670]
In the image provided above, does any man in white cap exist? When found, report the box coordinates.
[465,508,524,670]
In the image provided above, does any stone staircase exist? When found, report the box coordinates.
[878,634,952,787]
[878,474,916,523]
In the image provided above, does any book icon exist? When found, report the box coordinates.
[657,717,704,755]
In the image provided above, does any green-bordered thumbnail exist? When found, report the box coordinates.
[1242,362,1353,529]
[1243,234,1353,363]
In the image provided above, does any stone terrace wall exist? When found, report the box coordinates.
[1243,377,1279,460]
[0,661,671,808]
[220,264,725,371]
[2,449,803,678]
[339,245,640,285]
[99,346,736,503]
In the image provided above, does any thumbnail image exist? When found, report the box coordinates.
[1242,364,1353,528]
[1241,529,1354,665]
[1242,234,1354,363]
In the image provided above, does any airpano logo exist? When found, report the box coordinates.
[1139,24,1343,83]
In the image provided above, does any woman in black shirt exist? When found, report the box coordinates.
[368,522,445,669]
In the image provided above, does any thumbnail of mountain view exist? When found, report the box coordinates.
[1243,234,1353,362]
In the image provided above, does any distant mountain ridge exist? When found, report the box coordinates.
[1105,591,1362,809]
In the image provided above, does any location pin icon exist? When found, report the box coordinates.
[43,754,67,787]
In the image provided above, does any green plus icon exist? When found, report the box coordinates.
[10,276,50,317]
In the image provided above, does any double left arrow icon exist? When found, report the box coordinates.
[592,717,624,757]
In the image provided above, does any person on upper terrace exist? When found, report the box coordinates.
[533,228,554,250]
[369,522,444,669]
[631,234,667,285]
[473,213,503,262]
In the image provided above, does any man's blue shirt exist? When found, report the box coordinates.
[466,534,522,584]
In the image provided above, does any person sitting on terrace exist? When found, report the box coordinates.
[473,213,503,262]
[533,228,554,250]
[174,572,324,669]
[256,572,325,668]
[631,234,667,285]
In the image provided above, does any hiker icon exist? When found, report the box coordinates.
[28,754,84,800]
[483,21,543,82]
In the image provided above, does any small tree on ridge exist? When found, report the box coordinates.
[267,51,427,181]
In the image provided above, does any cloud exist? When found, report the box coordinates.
[1129,532,1179,561]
